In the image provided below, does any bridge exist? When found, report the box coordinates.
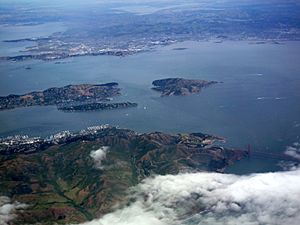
[244,144,300,162]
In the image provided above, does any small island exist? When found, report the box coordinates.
[0,83,138,111]
[152,78,218,97]
[58,102,138,112]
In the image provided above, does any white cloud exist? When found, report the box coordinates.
[0,196,27,225]
[90,146,109,169]
[75,168,300,225]
[277,160,298,171]
[285,142,300,160]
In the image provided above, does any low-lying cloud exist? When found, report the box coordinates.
[285,142,300,160]
[0,196,27,225]
[90,146,109,169]
[77,168,300,225]
[277,160,299,171]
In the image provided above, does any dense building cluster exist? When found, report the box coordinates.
[0,124,111,155]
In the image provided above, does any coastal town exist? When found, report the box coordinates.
[0,125,112,155]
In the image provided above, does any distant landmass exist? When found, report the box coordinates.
[152,78,218,96]
[1,1,300,61]
[0,125,246,224]
[0,83,137,112]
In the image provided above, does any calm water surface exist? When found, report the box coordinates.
[0,38,300,174]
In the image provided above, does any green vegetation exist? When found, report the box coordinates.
[0,128,245,224]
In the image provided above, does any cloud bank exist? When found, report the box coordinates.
[90,146,109,169]
[0,196,27,225]
[77,168,300,225]
[285,142,300,160]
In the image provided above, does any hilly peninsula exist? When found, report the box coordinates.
[0,83,137,112]
[0,125,246,225]
[152,78,218,96]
